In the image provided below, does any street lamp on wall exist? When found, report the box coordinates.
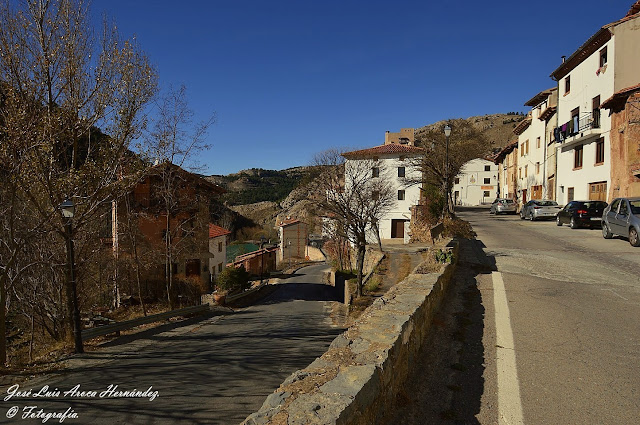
[59,199,83,354]
[443,125,452,214]
[60,199,75,218]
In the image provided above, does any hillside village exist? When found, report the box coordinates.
[2,1,640,423]
[201,2,640,284]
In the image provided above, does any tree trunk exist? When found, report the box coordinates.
[29,311,35,362]
[0,274,6,367]
[355,241,366,298]
[64,226,84,354]
[132,237,147,316]
[124,195,147,316]
[372,222,383,252]
[165,210,173,310]
[112,200,120,310]
[442,180,452,218]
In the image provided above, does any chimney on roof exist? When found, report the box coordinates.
[561,55,566,63]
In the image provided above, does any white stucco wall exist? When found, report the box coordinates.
[556,38,614,205]
[209,235,227,279]
[452,158,498,206]
[345,153,421,241]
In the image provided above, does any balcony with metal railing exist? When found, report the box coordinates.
[555,110,602,148]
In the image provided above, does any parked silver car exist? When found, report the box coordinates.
[520,199,561,221]
[490,198,516,215]
[601,197,640,246]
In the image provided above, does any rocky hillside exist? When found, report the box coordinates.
[206,167,308,206]
[418,112,525,152]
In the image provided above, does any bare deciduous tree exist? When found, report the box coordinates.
[311,149,395,297]
[139,85,216,309]
[0,0,157,358]
[411,119,490,218]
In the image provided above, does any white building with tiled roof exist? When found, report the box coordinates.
[550,5,640,204]
[452,158,498,206]
[209,224,231,283]
[514,87,558,204]
[342,143,423,241]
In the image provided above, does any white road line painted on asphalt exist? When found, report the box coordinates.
[493,271,525,425]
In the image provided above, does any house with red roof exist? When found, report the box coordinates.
[342,138,424,242]
[113,162,226,299]
[209,224,231,282]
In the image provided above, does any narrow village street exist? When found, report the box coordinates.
[389,207,640,424]
[0,264,344,425]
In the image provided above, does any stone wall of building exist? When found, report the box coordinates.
[609,91,640,199]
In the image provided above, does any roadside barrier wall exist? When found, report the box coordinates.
[243,240,459,425]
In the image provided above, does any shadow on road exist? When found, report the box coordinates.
[258,283,342,304]
[95,311,227,349]
[386,238,496,424]
[447,238,496,424]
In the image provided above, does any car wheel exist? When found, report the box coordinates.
[602,223,613,239]
[529,212,535,221]
[520,212,525,220]
[556,216,562,226]
[570,217,579,229]
[629,228,640,247]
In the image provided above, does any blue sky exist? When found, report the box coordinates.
[94,1,628,175]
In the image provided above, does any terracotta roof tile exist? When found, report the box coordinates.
[209,224,231,238]
[524,87,556,107]
[279,218,302,227]
[601,83,640,109]
[342,144,424,158]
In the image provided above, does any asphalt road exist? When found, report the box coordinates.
[466,208,640,425]
[389,207,640,425]
[0,263,345,425]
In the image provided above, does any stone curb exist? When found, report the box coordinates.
[242,239,460,425]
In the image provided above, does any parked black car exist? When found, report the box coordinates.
[556,200,608,229]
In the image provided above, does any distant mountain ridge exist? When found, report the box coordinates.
[418,112,525,152]
[206,166,309,206]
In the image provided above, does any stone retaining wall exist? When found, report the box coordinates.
[243,240,459,425]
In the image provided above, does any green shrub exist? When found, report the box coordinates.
[216,266,250,293]
[434,249,454,264]
[364,275,381,293]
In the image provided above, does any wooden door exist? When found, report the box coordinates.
[185,259,200,277]
[589,182,607,201]
[532,185,542,200]
[391,219,405,239]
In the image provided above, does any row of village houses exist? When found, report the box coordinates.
[494,4,640,206]
[339,3,640,244]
